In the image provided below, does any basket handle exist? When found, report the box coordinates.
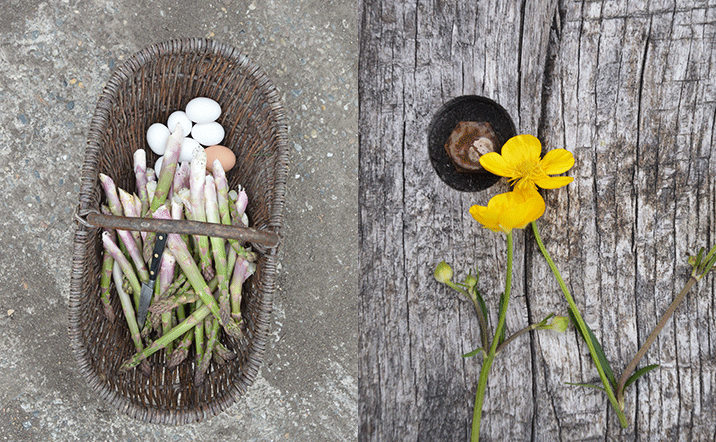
[78,209,280,247]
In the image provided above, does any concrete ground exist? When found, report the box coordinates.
[0,1,358,441]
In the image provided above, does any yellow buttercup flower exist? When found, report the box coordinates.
[469,188,546,233]
[479,134,574,191]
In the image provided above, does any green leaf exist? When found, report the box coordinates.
[474,289,489,330]
[703,249,716,275]
[462,347,483,358]
[623,364,660,390]
[703,244,716,265]
[565,382,606,392]
[568,308,618,389]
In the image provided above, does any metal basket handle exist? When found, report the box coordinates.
[76,208,280,247]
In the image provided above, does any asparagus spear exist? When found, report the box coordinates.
[102,231,142,306]
[167,299,192,369]
[211,159,232,226]
[115,225,150,283]
[146,181,157,209]
[235,185,249,227]
[99,173,123,217]
[189,148,214,280]
[158,250,176,354]
[212,160,251,260]
[134,148,149,216]
[149,291,200,316]
[118,188,143,251]
[205,174,231,325]
[99,248,116,322]
[230,256,255,322]
[143,125,183,262]
[112,261,151,376]
[173,161,190,196]
[120,303,211,371]
[149,125,183,213]
[195,317,219,385]
[153,206,222,322]
[167,326,193,369]
[214,341,237,363]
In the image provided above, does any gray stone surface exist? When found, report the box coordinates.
[0,1,358,440]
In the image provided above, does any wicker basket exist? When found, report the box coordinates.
[69,38,288,425]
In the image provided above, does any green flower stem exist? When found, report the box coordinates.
[616,275,698,404]
[446,281,490,351]
[471,232,513,442]
[495,322,539,354]
[531,221,629,428]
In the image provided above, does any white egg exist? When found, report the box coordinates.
[185,97,221,124]
[167,111,193,137]
[191,122,225,146]
[155,156,164,176]
[179,137,202,163]
[146,123,170,155]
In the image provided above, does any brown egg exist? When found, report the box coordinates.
[204,145,236,172]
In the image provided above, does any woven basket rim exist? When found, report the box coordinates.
[69,38,288,425]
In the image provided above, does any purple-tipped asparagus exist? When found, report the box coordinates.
[235,185,249,227]
[154,205,223,322]
[118,188,144,251]
[143,124,184,261]
[134,148,149,216]
[150,124,183,213]
[102,231,142,306]
[146,181,157,208]
[230,256,255,322]
[211,159,232,226]
[212,159,247,259]
[115,226,150,283]
[99,173,123,217]
[173,161,190,194]
[189,148,214,280]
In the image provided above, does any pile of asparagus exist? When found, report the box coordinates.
[98,126,257,382]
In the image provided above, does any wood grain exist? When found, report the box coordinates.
[359,0,716,440]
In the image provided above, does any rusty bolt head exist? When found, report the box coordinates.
[444,121,499,173]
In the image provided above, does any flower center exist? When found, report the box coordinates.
[510,160,544,188]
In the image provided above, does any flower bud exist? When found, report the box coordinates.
[434,261,453,284]
[688,254,698,267]
[464,273,478,290]
[549,316,569,332]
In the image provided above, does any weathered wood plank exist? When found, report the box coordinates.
[359,0,716,440]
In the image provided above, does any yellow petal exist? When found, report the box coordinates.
[479,152,512,177]
[501,134,542,167]
[541,149,575,175]
[534,175,574,189]
[469,204,501,232]
[518,190,546,227]
[499,205,527,232]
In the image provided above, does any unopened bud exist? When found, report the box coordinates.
[550,316,569,333]
[688,254,698,267]
[434,261,453,284]
[464,274,478,290]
